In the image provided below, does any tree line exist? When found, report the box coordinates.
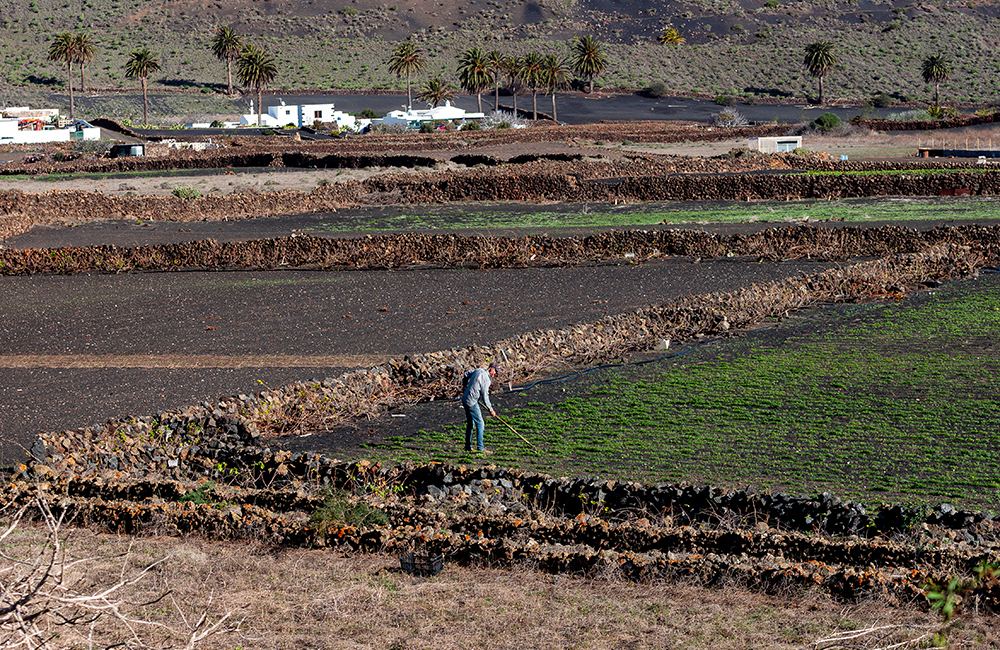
[389,35,605,122]
[44,27,955,128]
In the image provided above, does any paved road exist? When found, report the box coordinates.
[0,253,840,464]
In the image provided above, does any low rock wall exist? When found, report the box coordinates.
[4,468,999,607]
[3,167,1000,234]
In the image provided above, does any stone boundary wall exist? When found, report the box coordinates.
[855,112,1000,132]
[0,222,998,276]
[4,469,998,608]
[3,167,1000,237]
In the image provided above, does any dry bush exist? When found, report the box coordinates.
[0,499,241,649]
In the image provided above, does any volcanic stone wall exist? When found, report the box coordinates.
[7,458,999,608]
[4,166,1000,236]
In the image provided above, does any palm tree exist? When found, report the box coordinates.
[658,27,685,45]
[501,54,523,116]
[519,52,544,120]
[571,35,606,94]
[74,33,96,93]
[416,77,456,108]
[48,32,77,119]
[541,54,571,122]
[211,27,244,95]
[124,48,161,126]
[236,43,278,127]
[387,42,427,109]
[803,41,837,105]
[486,50,504,112]
[921,54,952,107]
[458,47,493,114]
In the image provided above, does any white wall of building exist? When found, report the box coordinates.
[0,118,100,143]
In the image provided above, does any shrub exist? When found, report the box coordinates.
[419,121,437,133]
[172,186,201,199]
[72,139,112,156]
[643,81,669,98]
[887,109,933,121]
[926,105,945,120]
[711,107,748,127]
[339,7,358,15]
[714,94,738,107]
[483,111,525,130]
[178,482,216,504]
[872,92,893,108]
[765,0,780,7]
[357,108,379,119]
[309,487,388,534]
[460,121,481,131]
[210,120,225,127]
[811,112,842,131]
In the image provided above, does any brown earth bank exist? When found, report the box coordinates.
[2,222,1000,276]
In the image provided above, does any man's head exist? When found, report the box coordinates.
[488,360,500,377]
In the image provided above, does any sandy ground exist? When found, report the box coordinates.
[0,164,460,197]
[6,122,1000,197]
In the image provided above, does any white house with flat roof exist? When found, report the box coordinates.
[238,100,362,130]
[373,101,486,129]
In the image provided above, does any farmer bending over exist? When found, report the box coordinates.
[462,361,499,453]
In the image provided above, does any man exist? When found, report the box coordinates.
[462,361,499,453]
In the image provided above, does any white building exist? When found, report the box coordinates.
[238,100,363,130]
[372,101,486,129]
[748,136,802,153]
[0,109,100,144]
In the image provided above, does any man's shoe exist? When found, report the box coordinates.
[479,448,493,455]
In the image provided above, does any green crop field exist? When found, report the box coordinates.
[367,273,1000,510]
[294,195,1000,231]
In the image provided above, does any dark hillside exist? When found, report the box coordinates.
[1,0,999,115]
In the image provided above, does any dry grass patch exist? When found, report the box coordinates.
[4,522,990,650]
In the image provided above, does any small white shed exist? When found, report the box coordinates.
[748,136,802,153]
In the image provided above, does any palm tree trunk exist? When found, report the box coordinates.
[406,73,412,109]
[551,92,557,123]
[141,78,148,126]
[494,83,499,113]
[257,89,263,127]
[79,63,86,94]
[532,89,537,120]
[66,62,75,120]
[226,59,233,95]
[935,82,940,107]
[513,92,518,115]
[476,92,482,114]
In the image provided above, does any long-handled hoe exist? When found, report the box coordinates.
[481,401,536,449]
